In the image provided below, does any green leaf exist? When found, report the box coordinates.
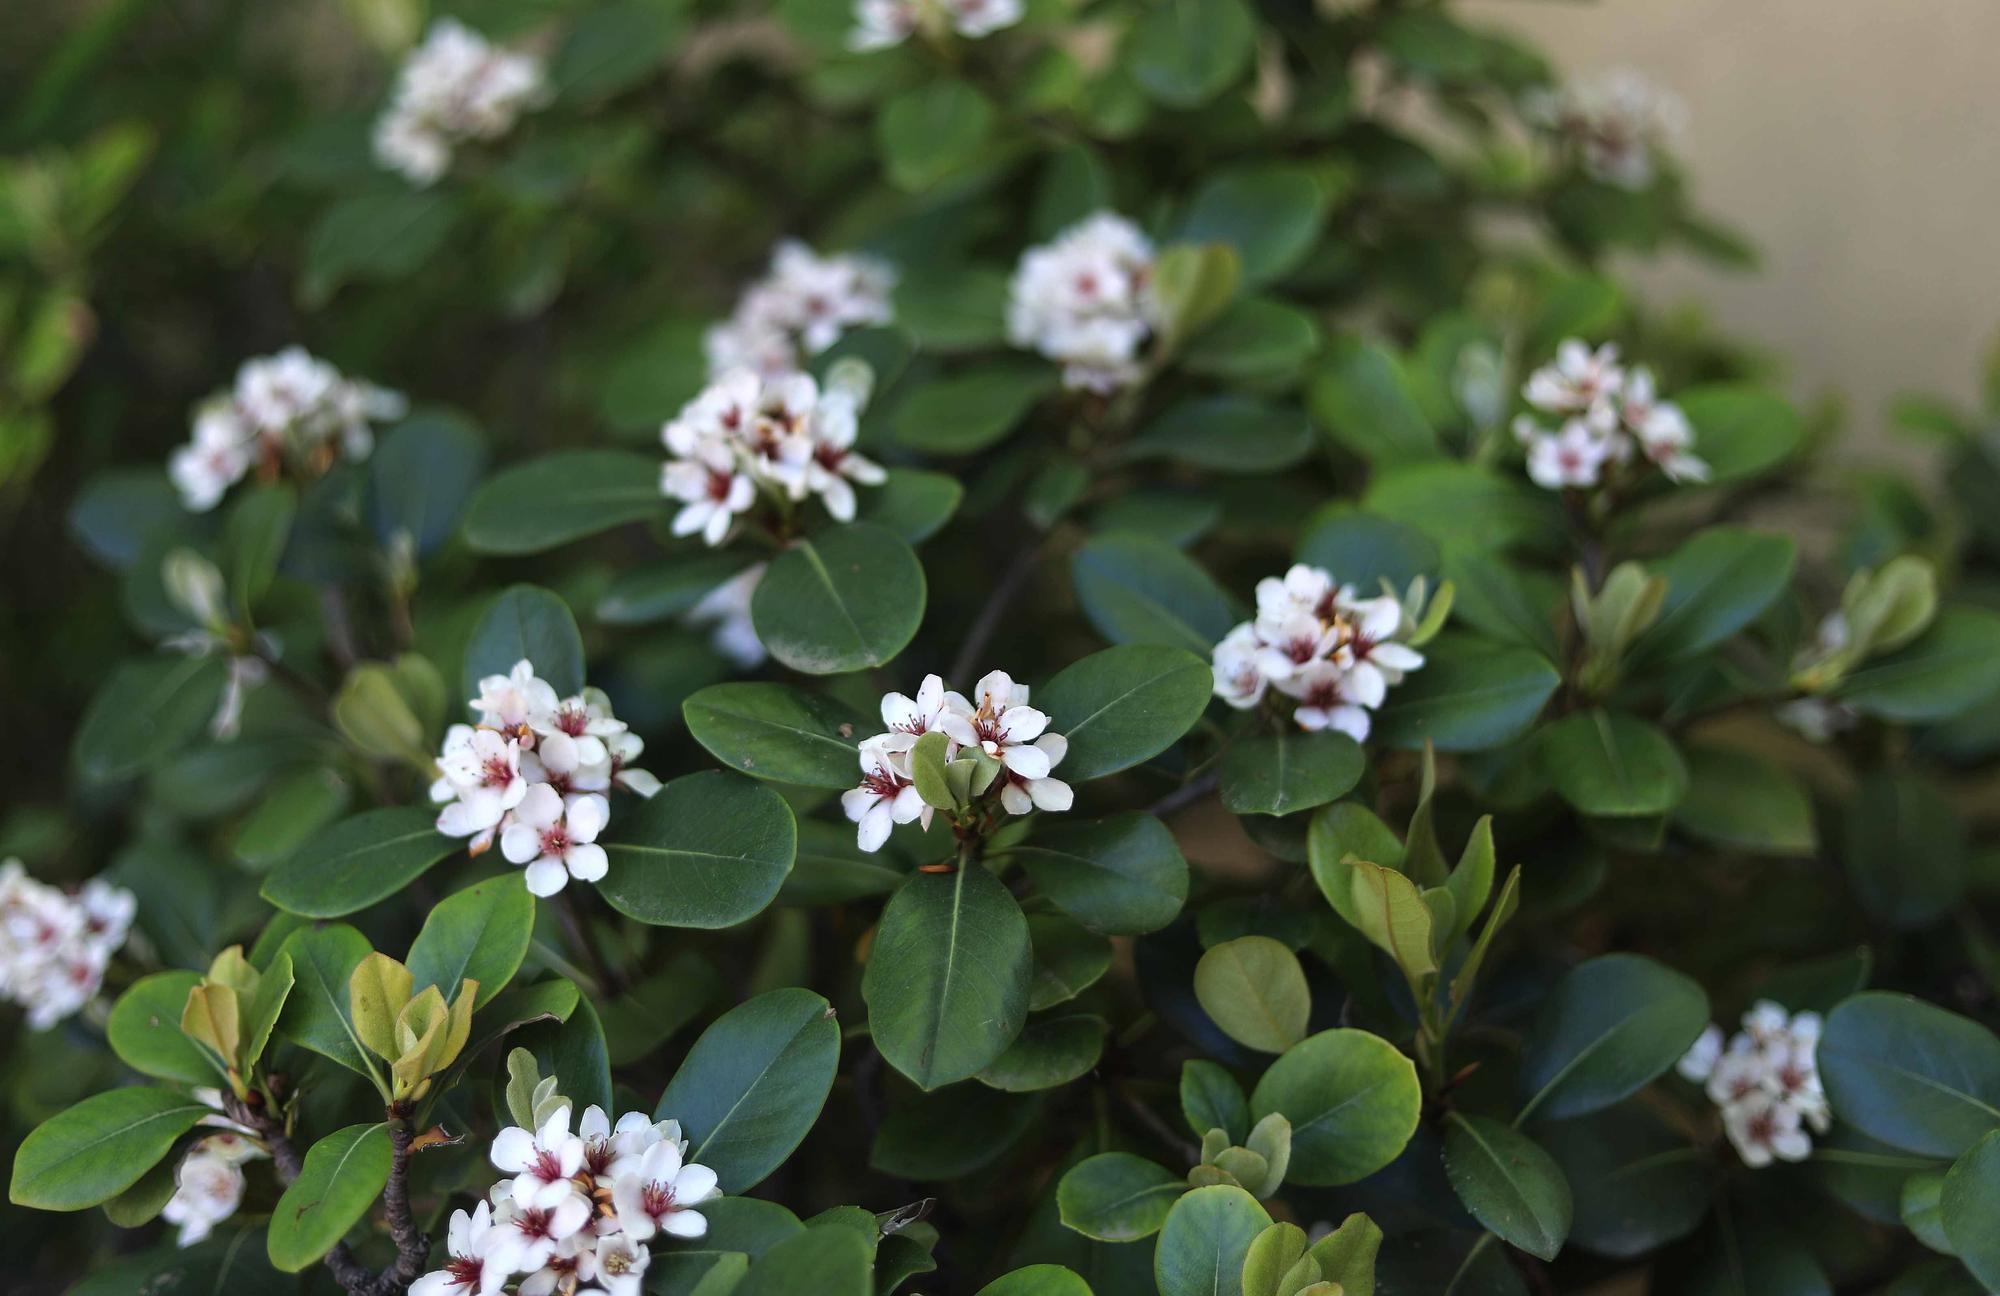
[1835,607,2000,722]
[550,0,683,98]
[231,767,352,870]
[1841,771,1965,930]
[1819,992,2000,1159]
[276,923,378,1081]
[1442,1113,1572,1262]
[1631,528,1797,664]
[1371,635,1559,753]
[1220,730,1365,817]
[303,192,455,301]
[683,683,871,790]
[977,1013,1107,1092]
[1309,1214,1382,1296]
[1128,0,1256,108]
[1038,644,1214,781]
[865,865,1032,1088]
[7,1088,210,1210]
[1298,508,1440,593]
[1676,385,1804,484]
[1250,1030,1422,1186]
[895,267,1009,353]
[1153,243,1244,348]
[894,363,1056,455]
[1072,533,1236,654]
[1342,861,1436,984]
[266,1123,391,1272]
[1517,954,1709,1122]
[1901,1171,1951,1253]
[406,874,534,1010]
[108,971,217,1085]
[752,523,925,674]
[1536,1105,1709,1260]
[734,1226,874,1296]
[524,995,614,1117]
[1154,1184,1272,1296]
[1125,396,1313,473]
[1674,746,1817,856]
[260,807,455,919]
[1013,812,1189,935]
[977,1265,1094,1296]
[1442,552,1563,659]
[870,1085,1042,1179]
[223,483,295,614]
[1182,1059,1251,1145]
[369,411,486,558]
[1539,710,1689,818]
[877,80,995,191]
[596,552,751,626]
[1309,339,1439,467]
[1942,1130,2000,1286]
[658,988,839,1192]
[1195,937,1311,1053]
[1306,801,1405,930]
[1179,167,1330,285]
[242,952,295,1071]
[1363,461,1558,554]
[1029,914,1114,1011]
[599,772,797,928]
[1059,1152,1186,1243]
[462,584,586,699]
[859,467,964,544]
[462,450,664,556]
[1183,298,1321,382]
[74,655,229,783]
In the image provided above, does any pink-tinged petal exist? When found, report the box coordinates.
[1001,743,1052,780]
[857,802,894,853]
[661,1209,709,1239]
[997,706,1049,743]
[524,858,570,897]
[500,823,543,865]
[566,794,611,843]
[1029,777,1074,812]
[564,843,609,883]
[490,1127,536,1174]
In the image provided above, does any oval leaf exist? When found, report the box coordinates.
[1443,1113,1573,1263]
[406,873,535,1009]
[1195,936,1310,1053]
[1072,533,1236,654]
[462,450,663,554]
[1250,1029,1422,1186]
[463,585,586,700]
[1154,1184,1272,1296]
[8,1088,210,1211]
[1372,635,1559,753]
[1219,730,1365,817]
[267,1123,391,1272]
[260,807,456,919]
[74,656,228,784]
[683,683,871,790]
[1038,644,1214,782]
[1540,710,1689,818]
[1058,1151,1186,1243]
[1819,992,2000,1159]
[598,772,797,928]
[752,523,925,674]
[1517,954,1709,1123]
[1013,813,1190,935]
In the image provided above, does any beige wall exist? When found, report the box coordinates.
[1467,0,2000,446]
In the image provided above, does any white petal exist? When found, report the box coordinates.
[500,823,543,865]
[857,802,893,853]
[1001,743,1052,780]
[660,1208,709,1239]
[564,843,608,883]
[524,858,570,897]
[566,794,611,843]
[1029,778,1073,812]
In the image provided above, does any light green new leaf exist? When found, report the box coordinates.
[1195,937,1311,1053]
[1058,1151,1185,1242]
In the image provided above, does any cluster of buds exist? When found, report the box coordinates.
[843,671,1074,854]
[1677,1001,1832,1167]
[1510,339,1707,490]
[373,19,548,186]
[169,347,405,512]
[1211,565,1442,742]
[0,860,134,1030]
[1007,211,1162,393]
[1525,68,1688,191]
[703,241,897,381]
[659,365,886,546]
[431,660,659,897]
[411,1054,722,1296]
[848,0,1025,51]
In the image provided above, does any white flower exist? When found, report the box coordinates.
[848,0,1024,48]
[432,725,531,845]
[532,691,627,775]
[1276,660,1374,742]
[411,1201,512,1296]
[842,741,929,854]
[501,785,611,897]
[608,1139,723,1241]
[998,733,1072,816]
[0,860,134,1029]
[849,0,919,50]
[1528,68,1687,190]
[579,1232,650,1296]
[946,0,1025,38]
[492,1194,591,1274]
[1686,1001,1834,1168]
[1621,367,1709,482]
[704,242,896,380]
[1008,211,1160,393]
[169,405,254,512]
[1519,417,1615,490]
[877,673,958,756]
[1775,697,1858,745]
[1676,1023,1724,1082]
[160,1149,248,1248]
[1524,340,1624,423]
[661,429,757,547]
[1723,1090,1813,1168]
[491,1106,588,1211]
[684,564,767,669]
[797,385,886,522]
[374,20,547,186]
[472,659,562,735]
[1211,625,1269,710]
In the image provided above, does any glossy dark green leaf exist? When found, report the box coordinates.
[1536,1104,1709,1260]
[524,995,614,1117]
[461,450,662,555]
[1183,298,1320,381]
[74,655,229,783]
[1442,1114,1572,1262]
[1028,913,1114,1012]
[1219,729,1365,817]
[893,363,1055,454]
[260,807,456,918]
[1443,552,1563,659]
[1297,508,1441,592]
[659,987,840,1192]
[1835,607,2000,722]
[1820,992,2000,1159]
[870,1085,1041,1178]
[1632,528,1796,664]
[752,523,925,673]
[1072,533,1236,655]
[1013,813,1190,935]
[1372,635,1559,753]
[1250,1029,1422,1186]
[977,1013,1106,1092]
[1941,1130,2000,1287]
[1179,167,1330,285]
[1841,771,1965,930]
[599,772,797,928]
[858,467,964,543]
[405,873,534,1009]
[1182,1059,1251,1144]
[1038,644,1214,781]
[107,971,216,1086]
[877,79,995,191]
[369,411,487,558]
[1127,0,1256,108]
[8,1088,209,1210]
[1676,385,1804,484]
[266,1123,390,1272]
[863,865,1031,1089]
[223,483,296,613]
[1124,396,1313,473]
[231,767,351,870]
[463,584,586,698]
[276,923,378,1081]
[1674,745,1816,856]
[1540,710,1689,818]
[1517,955,1709,1122]
[1058,1151,1186,1242]
[596,553,752,626]
[733,1225,873,1296]
[682,683,871,790]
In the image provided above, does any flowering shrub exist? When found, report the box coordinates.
[7,1,2000,1295]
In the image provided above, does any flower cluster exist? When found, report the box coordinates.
[704,241,897,381]
[844,671,1073,853]
[160,1130,265,1248]
[1007,211,1162,393]
[659,367,884,546]
[1677,1000,1832,1168]
[373,19,548,186]
[848,0,1024,51]
[413,1103,721,1296]
[0,860,135,1030]
[430,660,659,897]
[1211,565,1427,742]
[1525,68,1688,191]
[169,348,406,512]
[1510,339,1707,490]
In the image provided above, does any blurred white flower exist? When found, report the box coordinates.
[1526,68,1687,190]
[500,785,611,897]
[160,1135,265,1248]
[374,20,548,186]
[0,859,134,1029]
[1678,1000,1831,1168]
[1513,339,1705,493]
[1008,211,1161,393]
[848,0,1024,52]
[705,241,896,379]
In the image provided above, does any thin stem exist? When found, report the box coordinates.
[320,584,360,669]
[1146,771,1219,820]
[376,1114,430,1292]
[947,540,1044,685]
